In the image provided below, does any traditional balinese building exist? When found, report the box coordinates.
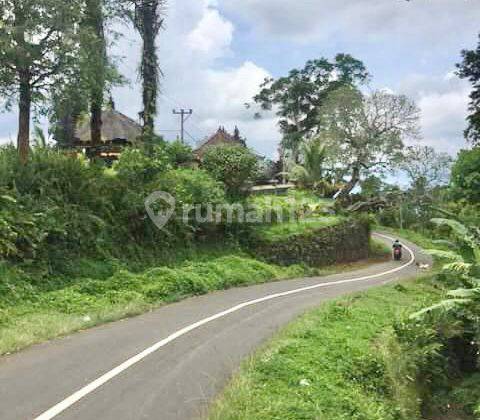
[194,126,246,160]
[73,109,142,162]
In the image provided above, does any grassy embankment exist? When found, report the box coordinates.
[209,274,445,420]
[0,192,387,356]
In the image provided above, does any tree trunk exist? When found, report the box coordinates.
[17,71,31,164]
[90,99,103,146]
[14,3,30,163]
[138,0,159,135]
[85,0,106,147]
[337,165,361,200]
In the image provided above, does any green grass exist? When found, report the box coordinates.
[250,190,334,210]
[254,217,342,242]
[208,275,445,420]
[0,253,311,355]
[0,237,390,356]
[377,226,450,251]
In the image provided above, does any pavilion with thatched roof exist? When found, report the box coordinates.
[73,108,143,162]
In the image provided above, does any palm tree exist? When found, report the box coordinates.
[130,0,166,135]
[292,138,335,196]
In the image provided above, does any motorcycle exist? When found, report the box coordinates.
[393,247,402,261]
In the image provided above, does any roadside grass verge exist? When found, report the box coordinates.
[0,254,309,355]
[208,275,446,420]
[377,226,450,251]
[0,239,389,356]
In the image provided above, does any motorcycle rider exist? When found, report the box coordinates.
[392,240,403,261]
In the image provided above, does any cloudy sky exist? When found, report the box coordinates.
[1,0,479,158]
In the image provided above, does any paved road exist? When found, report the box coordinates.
[0,234,429,420]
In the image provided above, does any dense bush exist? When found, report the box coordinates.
[0,145,229,267]
[155,168,226,238]
[165,140,195,167]
[202,144,258,199]
[114,145,171,185]
[0,147,115,262]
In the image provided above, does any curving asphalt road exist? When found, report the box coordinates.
[0,234,430,420]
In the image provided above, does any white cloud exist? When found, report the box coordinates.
[205,61,269,119]
[397,72,470,154]
[186,8,233,56]
[223,0,480,46]
[418,88,469,154]
[112,0,276,155]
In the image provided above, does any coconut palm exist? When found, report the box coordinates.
[291,138,337,197]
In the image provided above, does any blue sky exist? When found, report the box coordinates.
[1,0,479,158]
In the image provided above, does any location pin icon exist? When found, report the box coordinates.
[145,191,176,232]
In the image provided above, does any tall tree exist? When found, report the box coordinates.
[252,54,369,161]
[50,0,125,149]
[125,0,165,135]
[318,86,420,199]
[457,34,480,146]
[83,0,107,146]
[399,145,453,189]
[0,0,80,162]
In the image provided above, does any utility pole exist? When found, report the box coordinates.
[173,109,193,143]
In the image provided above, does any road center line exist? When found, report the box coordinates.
[34,233,415,420]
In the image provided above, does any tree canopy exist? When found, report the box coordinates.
[399,145,453,189]
[0,0,82,161]
[457,33,480,145]
[253,54,369,161]
[318,86,420,198]
[450,147,480,204]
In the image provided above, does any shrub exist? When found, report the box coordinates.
[202,145,258,199]
[114,145,171,185]
[166,140,195,167]
[0,191,48,261]
[155,168,226,237]
[0,147,114,262]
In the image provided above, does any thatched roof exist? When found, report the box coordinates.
[194,126,245,158]
[74,109,142,144]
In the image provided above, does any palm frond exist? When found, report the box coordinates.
[432,239,457,249]
[442,262,473,275]
[425,249,464,262]
[431,218,469,239]
[410,299,469,320]
[447,288,480,299]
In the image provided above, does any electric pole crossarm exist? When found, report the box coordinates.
[173,109,193,143]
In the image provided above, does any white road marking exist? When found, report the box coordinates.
[34,233,415,420]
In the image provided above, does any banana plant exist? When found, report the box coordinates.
[410,218,480,320]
